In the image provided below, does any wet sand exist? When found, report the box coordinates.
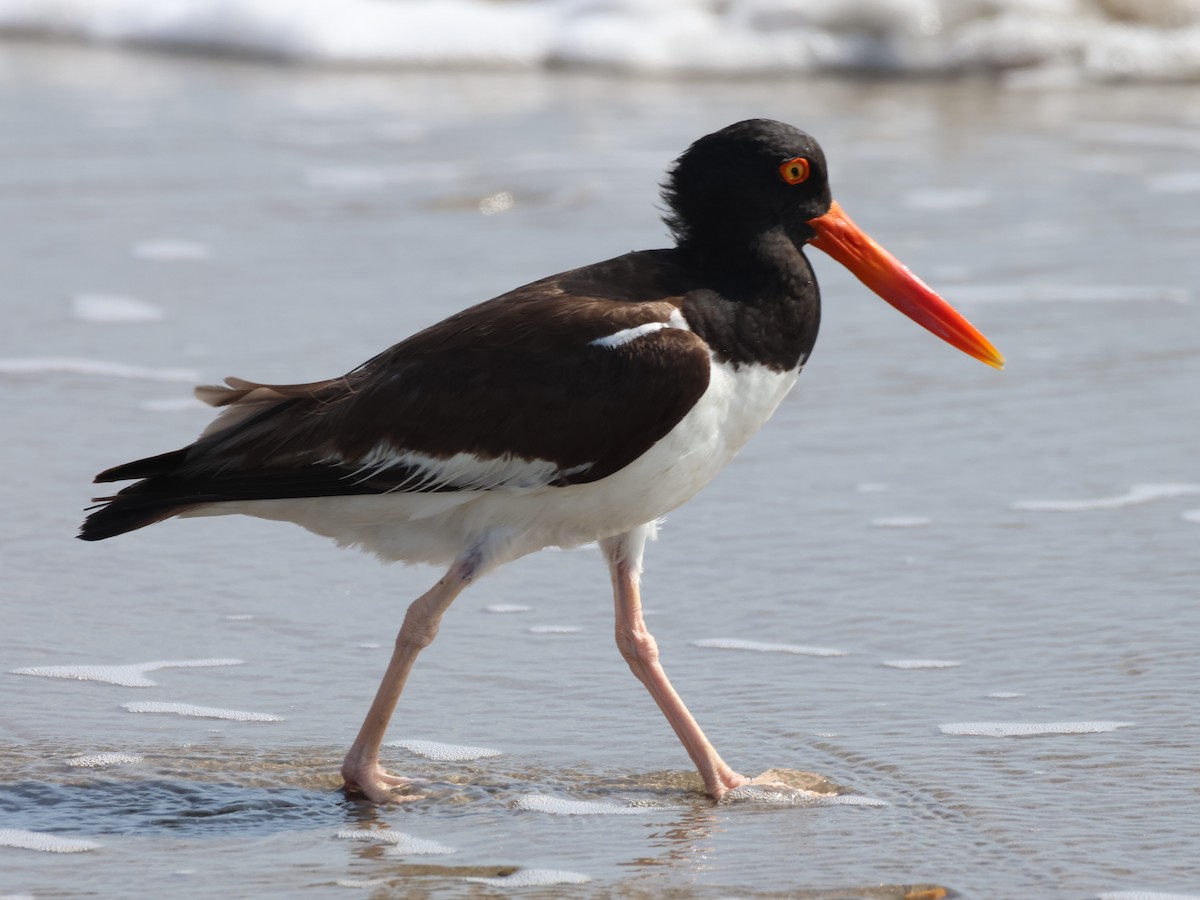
[2,43,1199,898]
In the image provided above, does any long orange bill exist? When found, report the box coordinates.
[807,200,1004,369]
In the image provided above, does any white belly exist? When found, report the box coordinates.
[206,359,799,570]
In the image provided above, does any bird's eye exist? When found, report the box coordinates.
[779,157,810,185]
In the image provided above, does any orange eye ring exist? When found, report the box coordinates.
[779,157,810,185]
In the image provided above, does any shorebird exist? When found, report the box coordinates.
[80,119,1002,803]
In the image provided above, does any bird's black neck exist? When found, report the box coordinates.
[676,227,821,372]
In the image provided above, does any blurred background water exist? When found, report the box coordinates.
[1,2,1199,898]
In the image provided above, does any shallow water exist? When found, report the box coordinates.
[2,43,1199,899]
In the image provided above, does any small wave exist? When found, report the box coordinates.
[336,829,454,856]
[0,357,198,382]
[121,701,281,722]
[692,638,847,657]
[722,786,885,806]
[1098,892,1200,900]
[3,0,1200,82]
[0,829,101,853]
[484,604,532,614]
[385,739,500,761]
[513,794,668,815]
[939,721,1132,737]
[882,659,961,669]
[131,239,211,261]
[465,869,591,887]
[12,658,242,687]
[71,293,164,323]
[527,625,581,634]
[66,752,144,768]
[1182,509,1200,524]
[870,516,931,528]
[1013,483,1200,512]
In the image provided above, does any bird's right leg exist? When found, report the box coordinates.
[340,552,479,803]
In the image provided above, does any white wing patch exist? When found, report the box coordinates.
[342,447,593,493]
[589,309,690,350]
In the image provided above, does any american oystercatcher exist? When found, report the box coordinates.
[80,119,1002,803]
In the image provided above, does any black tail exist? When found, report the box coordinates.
[79,448,199,542]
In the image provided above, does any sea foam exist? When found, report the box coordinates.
[336,829,454,856]
[67,752,144,768]
[513,794,671,815]
[464,869,591,887]
[0,829,101,853]
[1013,483,1200,511]
[121,701,282,722]
[2,0,1199,82]
[0,357,198,382]
[692,638,847,657]
[384,739,500,761]
[12,659,243,687]
[71,293,164,323]
[939,721,1132,737]
[882,659,961,669]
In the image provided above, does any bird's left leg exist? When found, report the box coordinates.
[340,550,480,803]
[600,524,758,800]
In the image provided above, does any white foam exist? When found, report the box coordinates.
[385,739,500,761]
[723,787,887,806]
[882,659,961,669]
[0,357,198,382]
[1013,483,1200,512]
[67,752,144,768]
[1181,509,1200,524]
[12,658,243,687]
[527,625,582,634]
[465,869,591,887]
[952,284,1190,305]
[692,638,847,657]
[71,293,164,323]
[485,604,532,613]
[3,0,1200,81]
[870,516,931,528]
[121,701,282,722]
[131,239,211,261]
[336,829,454,856]
[478,191,515,216]
[0,829,101,853]
[1098,892,1200,900]
[939,721,1133,737]
[336,878,387,889]
[987,692,1025,699]
[513,794,667,816]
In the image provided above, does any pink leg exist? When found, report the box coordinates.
[341,554,478,803]
[600,527,753,800]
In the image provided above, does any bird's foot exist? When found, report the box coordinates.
[340,757,424,804]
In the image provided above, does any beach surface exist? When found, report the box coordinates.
[2,39,1199,899]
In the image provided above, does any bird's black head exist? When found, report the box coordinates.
[661,119,833,251]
